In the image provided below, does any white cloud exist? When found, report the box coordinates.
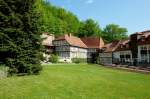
[86,0,94,4]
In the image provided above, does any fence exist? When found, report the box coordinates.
[113,58,150,66]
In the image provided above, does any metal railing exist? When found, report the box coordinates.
[113,58,150,66]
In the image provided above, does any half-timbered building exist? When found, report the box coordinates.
[53,34,87,62]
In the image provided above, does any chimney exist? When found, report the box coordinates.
[68,33,72,37]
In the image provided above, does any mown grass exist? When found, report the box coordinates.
[0,64,150,99]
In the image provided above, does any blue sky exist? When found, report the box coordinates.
[47,0,150,35]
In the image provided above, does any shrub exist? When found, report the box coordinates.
[72,58,87,64]
[5,58,42,76]
[28,64,42,75]
[49,54,59,63]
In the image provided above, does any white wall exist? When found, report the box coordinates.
[53,40,88,62]
[70,46,87,59]
[58,46,87,63]
[113,52,120,59]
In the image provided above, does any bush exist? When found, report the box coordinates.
[49,54,59,63]
[27,64,42,75]
[5,58,42,76]
[72,58,87,64]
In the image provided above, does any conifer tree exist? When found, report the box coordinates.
[0,0,42,75]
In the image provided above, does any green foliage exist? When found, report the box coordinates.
[0,0,42,75]
[77,19,102,37]
[49,54,59,63]
[35,0,128,42]
[72,58,87,63]
[35,0,80,36]
[102,24,128,43]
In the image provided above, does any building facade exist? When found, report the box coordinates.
[137,31,150,66]
[81,37,104,63]
[99,41,120,65]
[41,30,150,65]
[53,34,87,62]
[52,34,105,63]
[114,39,133,65]
[113,30,150,66]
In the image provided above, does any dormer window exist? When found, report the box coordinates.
[138,35,145,40]
[141,36,145,39]
[121,45,123,48]
[126,44,129,48]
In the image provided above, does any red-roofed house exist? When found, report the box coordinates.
[53,34,105,63]
[137,30,150,65]
[114,39,132,65]
[53,34,88,62]
[81,37,104,63]
[112,30,150,66]
[99,40,121,65]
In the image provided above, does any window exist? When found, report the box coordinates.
[141,36,145,39]
[126,55,130,58]
[121,45,123,48]
[140,46,147,50]
[126,44,129,48]
[139,45,149,63]
[141,54,148,63]
[120,55,125,58]
[141,50,147,54]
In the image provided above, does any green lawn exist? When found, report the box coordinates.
[0,64,150,99]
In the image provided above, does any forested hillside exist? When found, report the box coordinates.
[36,0,128,42]
[35,0,80,36]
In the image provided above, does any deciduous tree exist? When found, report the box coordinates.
[102,24,128,43]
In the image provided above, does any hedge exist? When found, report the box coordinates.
[72,58,87,64]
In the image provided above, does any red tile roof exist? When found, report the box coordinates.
[137,31,150,45]
[55,34,105,49]
[102,40,120,52]
[54,34,87,48]
[138,36,150,45]
[81,37,104,49]
[114,39,130,51]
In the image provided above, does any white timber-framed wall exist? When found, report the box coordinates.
[138,44,150,63]
[53,40,87,62]
[70,46,87,59]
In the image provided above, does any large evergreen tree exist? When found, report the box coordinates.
[0,0,42,75]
